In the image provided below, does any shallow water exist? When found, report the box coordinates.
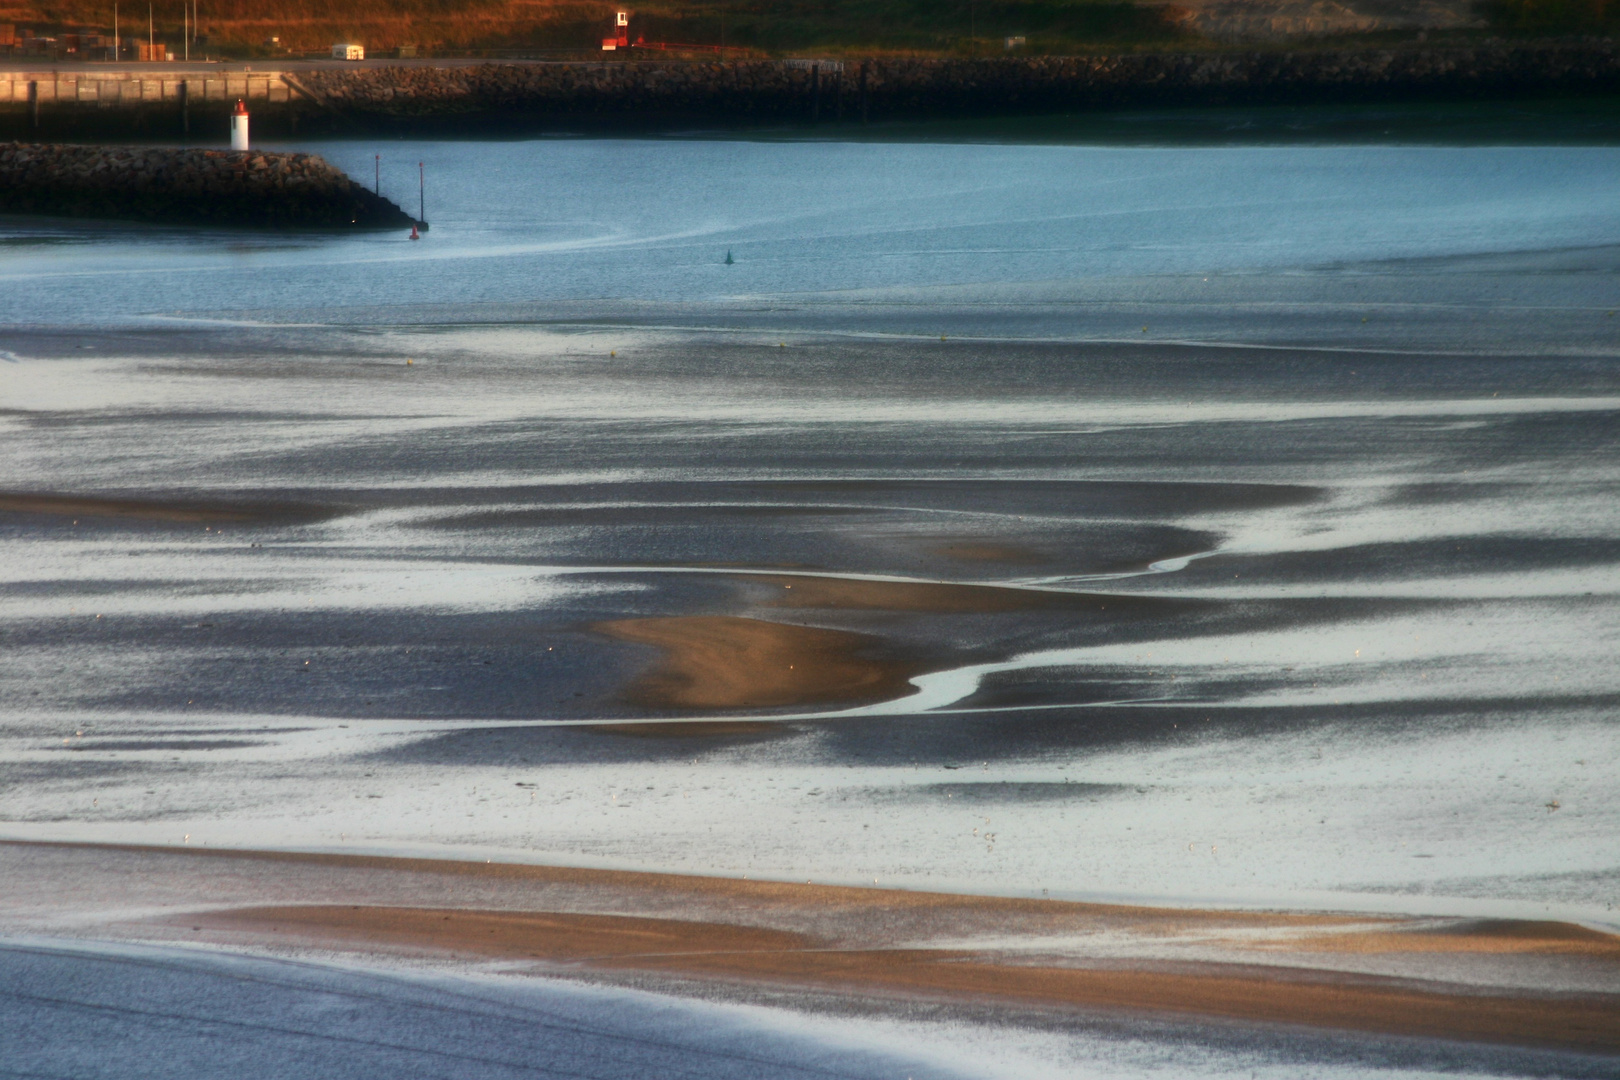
[1,130,1618,1073]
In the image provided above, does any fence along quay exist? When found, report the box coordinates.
[0,65,300,137]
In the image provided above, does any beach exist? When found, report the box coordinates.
[1,128,1617,1075]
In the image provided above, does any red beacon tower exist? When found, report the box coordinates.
[230,99,250,151]
[602,11,629,50]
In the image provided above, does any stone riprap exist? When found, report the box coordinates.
[0,143,415,227]
[290,42,1620,126]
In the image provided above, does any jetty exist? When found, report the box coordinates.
[0,142,416,227]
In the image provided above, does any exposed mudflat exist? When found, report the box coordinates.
[1,134,1617,1077]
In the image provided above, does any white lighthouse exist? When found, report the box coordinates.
[230,99,249,151]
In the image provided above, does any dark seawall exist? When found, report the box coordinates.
[0,143,416,227]
[296,43,1620,130]
[3,41,1620,137]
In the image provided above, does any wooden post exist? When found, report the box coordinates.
[178,79,188,134]
[810,63,819,124]
[834,69,842,121]
[859,61,868,124]
[27,81,38,129]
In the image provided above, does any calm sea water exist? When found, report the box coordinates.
[2,138,1619,326]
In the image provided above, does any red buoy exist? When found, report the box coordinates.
[409,225,420,240]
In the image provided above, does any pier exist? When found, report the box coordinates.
[0,141,416,227]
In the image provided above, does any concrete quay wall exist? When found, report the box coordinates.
[295,43,1620,128]
[1,43,1617,135]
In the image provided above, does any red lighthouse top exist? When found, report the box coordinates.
[233,99,248,115]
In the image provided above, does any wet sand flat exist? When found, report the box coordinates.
[5,138,1620,1080]
[0,492,337,525]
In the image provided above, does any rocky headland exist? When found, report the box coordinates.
[0,143,416,228]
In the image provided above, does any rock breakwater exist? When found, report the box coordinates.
[289,41,1620,128]
[0,143,415,228]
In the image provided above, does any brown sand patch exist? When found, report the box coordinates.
[13,839,1345,928]
[595,615,921,709]
[198,906,809,961]
[0,492,337,525]
[198,902,1620,1054]
[755,575,1120,614]
[1286,920,1620,958]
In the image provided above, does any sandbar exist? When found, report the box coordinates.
[7,841,1618,1055]
[195,899,1620,1054]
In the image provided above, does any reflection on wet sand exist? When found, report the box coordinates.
[754,574,1125,613]
[0,492,340,526]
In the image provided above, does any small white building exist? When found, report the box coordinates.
[331,43,364,60]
